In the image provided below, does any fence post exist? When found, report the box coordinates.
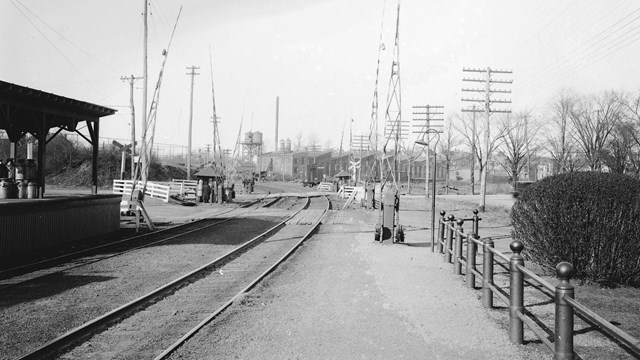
[472,209,480,237]
[466,232,478,288]
[482,236,495,308]
[437,211,446,254]
[509,240,525,344]
[445,215,455,263]
[454,219,464,275]
[555,262,575,360]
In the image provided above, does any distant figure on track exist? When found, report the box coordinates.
[202,180,210,203]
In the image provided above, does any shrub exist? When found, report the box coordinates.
[511,172,640,286]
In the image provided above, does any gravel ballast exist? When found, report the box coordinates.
[168,207,551,359]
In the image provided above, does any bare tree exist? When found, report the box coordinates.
[569,91,623,171]
[495,112,538,190]
[398,142,423,193]
[437,117,461,194]
[544,89,579,174]
[620,91,640,176]
[454,112,504,193]
[602,120,636,174]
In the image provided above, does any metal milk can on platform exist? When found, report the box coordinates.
[27,181,39,199]
[5,159,15,179]
[0,178,17,199]
[15,159,26,181]
[26,159,37,180]
[17,180,28,199]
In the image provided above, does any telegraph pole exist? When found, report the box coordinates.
[140,0,149,183]
[523,114,531,181]
[186,66,200,180]
[413,105,443,198]
[462,67,512,212]
[121,75,142,179]
[470,104,476,194]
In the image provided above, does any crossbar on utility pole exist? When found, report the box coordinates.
[462,67,512,212]
[413,105,443,198]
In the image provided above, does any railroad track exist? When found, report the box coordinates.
[8,193,328,359]
[0,188,283,287]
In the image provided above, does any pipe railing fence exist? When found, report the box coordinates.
[437,210,640,360]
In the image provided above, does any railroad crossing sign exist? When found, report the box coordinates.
[349,159,360,179]
[112,140,136,154]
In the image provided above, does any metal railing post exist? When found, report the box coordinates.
[509,240,525,344]
[454,219,464,275]
[472,209,480,237]
[555,262,575,360]
[466,232,478,288]
[437,211,446,254]
[445,215,455,263]
[482,236,495,308]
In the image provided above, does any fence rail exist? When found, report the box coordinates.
[437,210,640,360]
[112,180,170,202]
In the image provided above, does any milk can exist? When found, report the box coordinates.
[17,180,28,199]
[26,159,37,180]
[15,159,26,181]
[0,178,17,199]
[0,178,10,199]
[5,159,15,179]
[27,181,39,199]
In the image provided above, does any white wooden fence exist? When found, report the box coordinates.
[112,180,171,202]
[317,182,333,191]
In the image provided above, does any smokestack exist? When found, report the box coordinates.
[275,96,279,151]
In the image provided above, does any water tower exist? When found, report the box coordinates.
[241,130,262,162]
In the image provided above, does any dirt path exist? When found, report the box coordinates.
[167,207,550,359]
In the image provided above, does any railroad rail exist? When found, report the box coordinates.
[12,193,328,359]
[437,210,640,360]
[0,189,282,286]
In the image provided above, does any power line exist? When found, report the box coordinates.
[8,0,103,97]
[517,5,640,96]
[13,0,118,74]
[462,67,512,212]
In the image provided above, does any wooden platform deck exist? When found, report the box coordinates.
[0,194,121,264]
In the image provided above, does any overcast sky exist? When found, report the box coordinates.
[2,0,640,153]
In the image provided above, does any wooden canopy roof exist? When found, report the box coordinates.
[0,80,116,196]
[0,80,116,142]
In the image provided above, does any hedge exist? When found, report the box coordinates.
[511,172,640,286]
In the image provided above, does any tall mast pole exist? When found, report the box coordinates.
[186,66,200,180]
[129,76,136,179]
[140,0,149,182]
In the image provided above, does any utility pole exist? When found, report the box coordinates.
[462,67,512,212]
[186,66,200,180]
[470,104,476,194]
[140,0,149,183]
[523,114,531,181]
[121,75,142,179]
[413,105,443,198]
